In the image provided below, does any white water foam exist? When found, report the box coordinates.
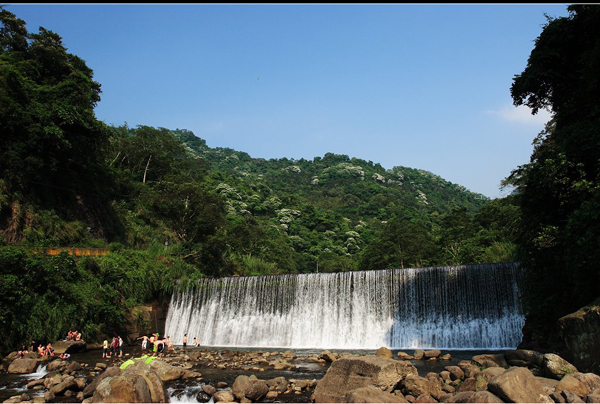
[165,263,525,350]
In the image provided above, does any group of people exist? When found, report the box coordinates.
[137,333,174,357]
[182,333,200,348]
[64,329,82,341]
[102,335,124,358]
[17,341,55,358]
[17,341,71,359]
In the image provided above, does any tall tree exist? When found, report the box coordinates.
[0,7,114,241]
[507,5,600,346]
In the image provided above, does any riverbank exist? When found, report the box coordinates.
[2,344,597,403]
[0,345,500,402]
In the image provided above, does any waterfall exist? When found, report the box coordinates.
[164,263,524,350]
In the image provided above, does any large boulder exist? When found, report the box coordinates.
[313,355,418,403]
[542,353,578,380]
[8,358,39,374]
[345,386,408,403]
[92,366,167,403]
[53,340,87,355]
[556,373,600,398]
[232,375,269,401]
[487,367,553,403]
[558,297,600,373]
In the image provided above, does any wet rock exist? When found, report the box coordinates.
[313,355,418,403]
[216,381,228,388]
[8,358,39,374]
[487,366,553,403]
[345,386,408,403]
[440,354,452,361]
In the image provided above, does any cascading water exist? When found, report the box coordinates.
[165,263,524,350]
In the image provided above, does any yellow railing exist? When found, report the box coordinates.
[40,247,110,256]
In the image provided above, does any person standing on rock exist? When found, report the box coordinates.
[102,338,108,358]
[137,335,148,350]
[183,333,188,350]
[118,335,123,357]
[167,336,173,351]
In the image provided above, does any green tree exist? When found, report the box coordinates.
[359,216,437,270]
[507,5,600,347]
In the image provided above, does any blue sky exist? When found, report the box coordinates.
[7,4,569,198]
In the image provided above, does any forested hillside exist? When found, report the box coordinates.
[0,7,520,353]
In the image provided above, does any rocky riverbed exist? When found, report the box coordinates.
[1,342,599,403]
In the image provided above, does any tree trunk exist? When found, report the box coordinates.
[142,155,152,183]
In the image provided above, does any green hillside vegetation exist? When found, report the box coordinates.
[0,7,520,354]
